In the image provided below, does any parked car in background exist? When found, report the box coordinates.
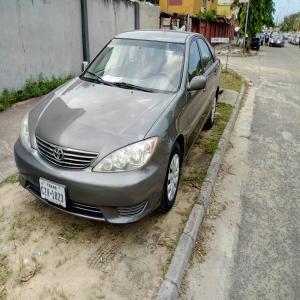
[251,36,260,50]
[256,33,265,46]
[269,33,285,47]
[14,30,221,224]
[292,34,300,45]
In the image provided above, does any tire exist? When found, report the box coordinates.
[204,95,217,130]
[160,143,182,213]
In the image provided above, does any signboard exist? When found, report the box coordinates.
[218,0,234,4]
[211,37,230,44]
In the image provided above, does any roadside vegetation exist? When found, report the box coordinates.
[0,174,19,188]
[221,69,242,93]
[0,74,73,112]
[182,102,233,190]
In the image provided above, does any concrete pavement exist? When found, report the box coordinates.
[182,44,300,299]
[0,97,40,181]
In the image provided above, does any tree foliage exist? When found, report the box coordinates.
[280,12,300,31]
[232,0,275,36]
[198,9,217,22]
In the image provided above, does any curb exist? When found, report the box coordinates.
[157,81,246,300]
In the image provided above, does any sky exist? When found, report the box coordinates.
[274,0,300,23]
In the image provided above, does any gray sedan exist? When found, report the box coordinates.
[14,30,220,224]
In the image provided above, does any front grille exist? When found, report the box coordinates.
[70,202,103,219]
[36,136,98,169]
[117,201,147,217]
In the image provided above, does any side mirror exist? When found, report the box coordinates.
[188,76,206,91]
[81,61,89,72]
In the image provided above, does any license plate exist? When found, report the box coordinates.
[39,178,66,208]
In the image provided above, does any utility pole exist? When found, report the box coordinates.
[243,0,250,49]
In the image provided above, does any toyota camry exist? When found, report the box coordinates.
[14,30,220,224]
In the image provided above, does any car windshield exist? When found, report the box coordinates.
[82,38,185,93]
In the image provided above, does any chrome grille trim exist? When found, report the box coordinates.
[117,201,147,217]
[36,136,98,169]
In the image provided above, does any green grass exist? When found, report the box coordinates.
[221,69,242,92]
[58,223,82,243]
[0,74,73,112]
[0,254,11,287]
[0,288,7,300]
[182,170,207,189]
[197,102,234,155]
[0,173,19,188]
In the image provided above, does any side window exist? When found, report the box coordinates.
[197,39,214,73]
[188,40,202,82]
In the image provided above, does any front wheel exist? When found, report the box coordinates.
[160,143,182,213]
[204,95,217,130]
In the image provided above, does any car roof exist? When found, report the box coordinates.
[115,30,196,44]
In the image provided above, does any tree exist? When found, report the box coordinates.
[198,9,217,22]
[280,12,300,32]
[232,0,275,36]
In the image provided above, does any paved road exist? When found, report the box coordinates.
[227,43,300,300]
[183,44,300,299]
[0,97,40,181]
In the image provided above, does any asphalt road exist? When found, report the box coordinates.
[228,43,300,300]
[183,43,300,299]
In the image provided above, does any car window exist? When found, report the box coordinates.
[188,40,202,82]
[197,38,214,73]
[84,39,185,93]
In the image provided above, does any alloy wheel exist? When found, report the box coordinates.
[211,96,217,123]
[167,153,180,202]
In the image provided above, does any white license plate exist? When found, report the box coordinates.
[39,178,66,208]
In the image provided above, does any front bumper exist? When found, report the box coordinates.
[14,139,168,224]
[270,42,284,47]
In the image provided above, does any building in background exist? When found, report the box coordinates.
[159,0,202,17]
[217,0,234,18]
[204,0,218,12]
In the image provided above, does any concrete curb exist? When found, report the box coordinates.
[157,82,246,300]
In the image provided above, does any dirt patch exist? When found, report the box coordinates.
[0,104,233,300]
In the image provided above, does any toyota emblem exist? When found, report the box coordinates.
[53,148,64,161]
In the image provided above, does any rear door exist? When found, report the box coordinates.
[197,38,219,122]
[183,39,207,149]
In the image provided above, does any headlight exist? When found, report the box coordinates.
[93,137,158,172]
[20,113,31,150]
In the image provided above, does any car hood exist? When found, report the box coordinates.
[32,78,176,158]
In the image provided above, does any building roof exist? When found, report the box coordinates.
[116,30,193,43]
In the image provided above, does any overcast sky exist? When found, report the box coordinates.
[274,0,300,22]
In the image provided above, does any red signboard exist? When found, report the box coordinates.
[168,0,182,5]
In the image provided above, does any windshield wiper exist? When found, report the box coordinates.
[112,82,154,93]
[85,71,115,87]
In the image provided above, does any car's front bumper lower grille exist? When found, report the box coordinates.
[36,136,98,169]
[27,184,104,220]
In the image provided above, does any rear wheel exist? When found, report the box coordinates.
[160,143,182,213]
[204,95,217,130]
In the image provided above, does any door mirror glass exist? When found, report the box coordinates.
[188,75,206,91]
[81,61,89,72]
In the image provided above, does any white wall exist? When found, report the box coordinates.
[88,0,135,59]
[0,0,82,92]
[139,2,160,30]
[0,0,160,93]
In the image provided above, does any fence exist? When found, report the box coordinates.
[0,0,160,92]
[192,19,234,44]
